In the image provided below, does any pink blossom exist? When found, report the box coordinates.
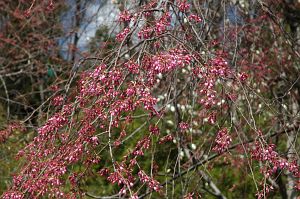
[138,170,160,191]
[116,28,130,42]
[138,26,153,39]
[188,14,202,23]
[239,72,248,82]
[118,10,131,23]
[179,122,189,131]
[158,134,173,144]
[212,128,232,153]
[178,1,190,12]
[149,125,160,135]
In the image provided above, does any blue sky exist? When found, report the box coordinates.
[58,0,119,60]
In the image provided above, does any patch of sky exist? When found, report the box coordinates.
[58,0,119,60]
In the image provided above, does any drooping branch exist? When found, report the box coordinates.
[138,123,300,198]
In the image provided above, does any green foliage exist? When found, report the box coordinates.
[0,129,30,195]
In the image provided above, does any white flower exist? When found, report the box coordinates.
[157,73,163,79]
[167,120,174,125]
[190,143,196,150]
[179,150,184,158]
[170,106,175,112]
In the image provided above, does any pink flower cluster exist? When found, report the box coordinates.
[155,12,171,35]
[251,141,299,178]
[251,140,300,196]
[212,128,232,153]
[198,79,217,108]
[256,184,274,199]
[188,14,202,23]
[209,57,230,77]
[136,48,194,107]
[158,134,173,144]
[114,130,127,147]
[178,0,190,12]
[116,27,131,42]
[118,10,132,23]
[149,125,160,136]
[195,56,231,109]
[5,159,68,198]
[124,61,140,74]
[208,112,217,125]
[138,26,153,39]
[132,137,151,156]
[179,122,189,132]
[37,113,67,137]
[106,163,136,194]
[51,95,64,106]
[239,72,248,82]
[2,191,23,199]
[149,49,192,73]
[138,170,161,191]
